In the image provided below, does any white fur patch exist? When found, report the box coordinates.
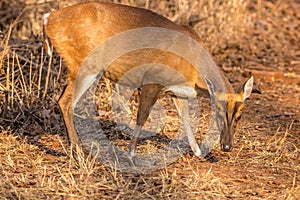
[43,12,52,56]
[167,85,197,97]
[73,74,97,107]
[43,13,50,25]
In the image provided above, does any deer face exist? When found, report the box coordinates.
[205,76,253,152]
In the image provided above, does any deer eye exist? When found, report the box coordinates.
[236,115,242,121]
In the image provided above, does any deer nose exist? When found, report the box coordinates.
[221,144,233,152]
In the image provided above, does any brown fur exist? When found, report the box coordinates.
[44,1,253,156]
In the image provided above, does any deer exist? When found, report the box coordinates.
[43,1,253,165]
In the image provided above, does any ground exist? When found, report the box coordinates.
[0,0,299,199]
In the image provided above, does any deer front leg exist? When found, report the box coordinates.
[173,97,202,157]
[58,82,80,148]
[128,84,164,165]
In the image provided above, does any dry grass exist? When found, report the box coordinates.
[0,127,298,199]
[0,0,299,199]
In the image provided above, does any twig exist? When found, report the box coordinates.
[11,51,14,107]
[12,51,58,75]
[145,0,149,9]
[15,52,27,94]
[29,53,32,95]
[43,46,53,99]
[38,47,44,97]
[3,53,10,118]
[266,113,295,118]
[0,24,12,70]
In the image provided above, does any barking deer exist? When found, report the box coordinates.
[43,2,253,164]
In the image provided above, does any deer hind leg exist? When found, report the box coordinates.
[128,84,164,164]
[58,81,80,148]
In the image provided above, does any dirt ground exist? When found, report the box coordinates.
[0,0,299,199]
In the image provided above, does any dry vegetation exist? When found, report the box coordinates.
[0,0,299,199]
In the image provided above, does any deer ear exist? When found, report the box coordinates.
[205,76,216,99]
[242,76,254,101]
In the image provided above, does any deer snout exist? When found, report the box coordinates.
[221,144,233,152]
[220,124,234,152]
